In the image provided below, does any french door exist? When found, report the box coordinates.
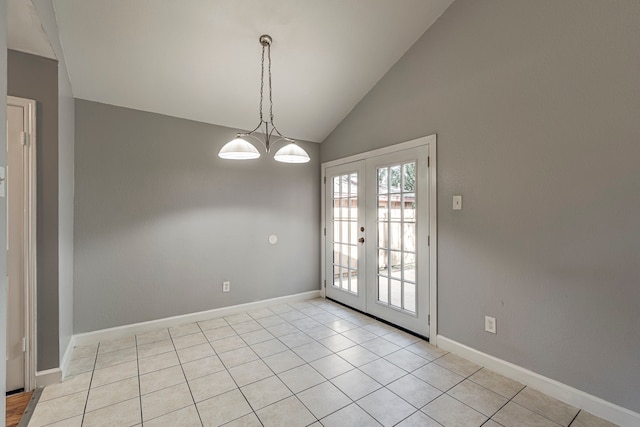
[325,145,430,336]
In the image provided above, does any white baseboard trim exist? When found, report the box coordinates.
[60,335,77,381]
[35,368,62,387]
[437,335,640,427]
[73,290,321,347]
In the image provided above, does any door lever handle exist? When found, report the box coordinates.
[358,237,365,243]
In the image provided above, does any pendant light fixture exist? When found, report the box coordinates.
[218,35,310,163]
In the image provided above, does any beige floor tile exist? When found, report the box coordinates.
[278,364,326,393]
[279,310,308,322]
[169,322,201,337]
[395,411,441,427]
[141,382,194,421]
[42,415,83,427]
[94,346,137,369]
[570,410,619,427]
[292,341,333,362]
[98,336,136,354]
[210,335,247,353]
[405,341,447,361]
[239,329,274,345]
[341,327,378,344]
[384,349,429,372]
[231,320,263,335]
[362,321,397,336]
[250,338,288,358]
[177,342,216,363]
[422,394,488,427]
[241,375,292,410]
[136,328,170,345]
[255,396,316,427]
[432,353,482,377]
[318,334,357,352]
[290,317,321,331]
[448,379,508,416]
[219,346,259,368]
[82,397,141,427]
[357,387,417,426]
[144,405,202,427]
[262,349,306,373]
[360,336,402,357]
[337,345,380,367]
[86,377,139,412]
[27,390,88,427]
[297,381,351,419]
[382,330,421,347]
[513,387,579,426]
[228,359,273,386]
[138,350,179,375]
[327,319,359,333]
[140,365,185,395]
[70,344,98,360]
[360,358,406,385]
[310,354,354,379]
[204,325,238,342]
[387,374,442,408]
[66,355,96,376]
[222,412,262,426]
[247,308,275,319]
[493,401,562,427]
[268,303,296,314]
[413,362,465,391]
[91,360,138,387]
[483,421,504,427]
[172,331,208,349]
[137,339,174,358]
[278,331,315,349]
[224,312,253,324]
[331,368,382,400]
[198,389,253,427]
[320,403,383,427]
[182,355,225,380]
[189,370,238,402]
[198,317,228,331]
[256,315,287,328]
[40,372,92,402]
[468,368,524,399]
[304,325,338,340]
[266,322,299,337]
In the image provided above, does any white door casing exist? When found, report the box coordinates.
[321,135,437,340]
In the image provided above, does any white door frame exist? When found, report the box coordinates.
[7,96,37,391]
[321,134,437,344]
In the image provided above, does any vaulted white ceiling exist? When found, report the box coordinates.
[50,0,453,142]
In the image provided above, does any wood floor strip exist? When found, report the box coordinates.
[6,391,33,427]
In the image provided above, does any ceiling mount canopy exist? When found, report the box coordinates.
[218,34,310,164]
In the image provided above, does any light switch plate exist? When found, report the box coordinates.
[453,195,462,210]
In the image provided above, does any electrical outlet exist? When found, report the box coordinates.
[485,316,496,334]
[222,281,231,292]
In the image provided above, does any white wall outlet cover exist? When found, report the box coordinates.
[453,195,462,210]
[485,316,497,334]
[222,281,230,292]
[268,235,278,245]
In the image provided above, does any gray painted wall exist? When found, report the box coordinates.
[74,100,320,333]
[33,0,76,365]
[1,0,9,418]
[7,50,60,371]
[321,0,640,413]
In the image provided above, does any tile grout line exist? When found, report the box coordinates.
[80,343,100,426]
[134,335,143,426]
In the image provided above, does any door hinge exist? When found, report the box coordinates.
[428,235,430,246]
[22,337,26,352]
[428,315,430,325]
[21,132,28,146]
[427,156,430,167]
[323,279,326,288]
[323,227,326,236]
[323,176,326,184]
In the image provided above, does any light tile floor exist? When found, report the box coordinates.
[28,298,618,427]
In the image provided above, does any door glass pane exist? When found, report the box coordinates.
[375,162,418,313]
[331,172,359,295]
[378,276,389,303]
[390,279,402,308]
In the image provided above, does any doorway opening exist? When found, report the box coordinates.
[321,135,437,343]
[6,96,37,394]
